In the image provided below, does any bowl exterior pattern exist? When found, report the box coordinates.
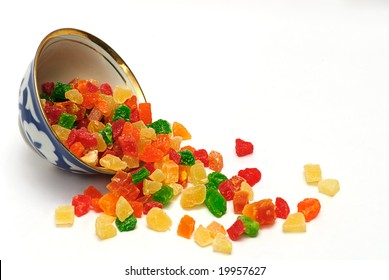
[18,62,99,174]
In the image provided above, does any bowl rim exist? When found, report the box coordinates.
[33,27,147,174]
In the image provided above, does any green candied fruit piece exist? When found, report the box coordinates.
[208,172,228,187]
[99,123,113,146]
[205,181,218,191]
[147,119,172,135]
[237,215,260,237]
[115,214,137,232]
[52,82,72,101]
[57,113,76,129]
[205,188,226,218]
[131,167,150,184]
[113,104,131,122]
[152,185,174,205]
[177,150,195,166]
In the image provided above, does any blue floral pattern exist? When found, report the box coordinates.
[18,62,100,174]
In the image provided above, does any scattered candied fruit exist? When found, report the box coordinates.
[146,207,172,232]
[55,206,75,226]
[212,233,232,254]
[282,212,306,233]
[304,164,322,184]
[318,179,340,197]
[177,215,196,239]
[297,198,321,222]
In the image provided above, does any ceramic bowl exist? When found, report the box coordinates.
[18,28,146,174]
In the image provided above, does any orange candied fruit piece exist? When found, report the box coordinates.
[98,192,120,216]
[208,150,224,172]
[69,141,85,158]
[297,198,321,222]
[138,103,152,125]
[177,214,196,239]
[172,121,192,140]
[124,95,138,111]
[128,200,143,218]
[151,134,171,154]
[242,198,276,226]
[206,221,226,238]
[122,122,140,141]
[139,144,165,163]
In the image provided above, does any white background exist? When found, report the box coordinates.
[1,0,389,279]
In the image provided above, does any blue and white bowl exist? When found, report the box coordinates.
[18,28,146,174]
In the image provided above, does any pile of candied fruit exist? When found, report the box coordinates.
[47,79,341,254]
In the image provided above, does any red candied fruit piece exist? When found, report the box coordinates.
[118,135,138,157]
[235,138,254,157]
[193,149,209,167]
[86,81,99,93]
[44,103,64,125]
[83,185,103,199]
[130,108,140,122]
[143,201,163,214]
[226,219,246,241]
[230,175,246,191]
[76,127,98,149]
[143,162,156,174]
[297,198,321,222]
[42,82,55,95]
[129,200,143,218]
[111,170,131,186]
[112,119,125,140]
[275,197,290,219]
[169,148,181,165]
[218,179,235,201]
[100,83,113,95]
[77,117,89,129]
[124,184,141,201]
[242,198,276,226]
[81,91,99,109]
[72,194,92,217]
[238,167,261,187]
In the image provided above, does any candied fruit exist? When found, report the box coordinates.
[180,184,206,208]
[55,206,75,226]
[242,198,276,226]
[318,179,340,197]
[297,198,321,222]
[146,207,172,232]
[177,215,196,239]
[194,225,213,247]
[282,212,306,233]
[304,164,322,184]
[212,233,232,254]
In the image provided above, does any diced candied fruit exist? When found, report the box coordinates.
[131,167,150,184]
[318,179,340,197]
[152,185,174,205]
[304,164,322,184]
[204,188,227,218]
[226,219,246,241]
[65,89,83,104]
[57,113,76,130]
[169,183,183,196]
[152,134,171,154]
[193,149,209,167]
[42,81,55,95]
[282,212,306,233]
[116,196,134,222]
[275,197,290,219]
[55,206,75,226]
[208,150,223,172]
[99,154,127,171]
[52,124,71,143]
[162,160,179,183]
[240,181,254,201]
[177,215,196,239]
[115,214,137,232]
[146,207,172,232]
[172,121,192,140]
[177,149,195,166]
[100,83,113,95]
[113,104,131,122]
[139,144,165,163]
[143,201,163,214]
[238,167,261,187]
[138,103,152,125]
[128,200,143,218]
[149,168,166,182]
[206,221,226,238]
[218,179,235,201]
[194,225,213,247]
[44,103,64,125]
[188,160,208,185]
[297,198,321,222]
[233,190,249,214]
[95,213,117,240]
[242,198,276,226]
[180,184,206,208]
[237,215,259,237]
[113,86,132,104]
[147,119,171,135]
[69,141,85,158]
[52,82,72,101]
[230,175,246,191]
[98,192,120,216]
[235,138,254,157]
[143,179,163,195]
[72,194,91,217]
[212,233,232,254]
[208,171,228,187]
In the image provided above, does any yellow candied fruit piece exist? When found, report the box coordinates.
[132,120,147,130]
[180,184,206,208]
[140,127,157,140]
[113,86,133,104]
[88,120,106,133]
[55,205,74,226]
[194,225,213,247]
[116,196,134,222]
[206,221,226,238]
[93,132,107,152]
[80,150,98,166]
[304,164,322,184]
[52,125,71,144]
[122,155,140,169]
[169,183,183,196]
[318,179,340,197]
[282,212,306,233]
[162,160,179,184]
[146,207,172,232]
[170,136,183,151]
[188,160,208,185]
[240,181,254,201]
[137,138,152,154]
[149,169,166,182]
[143,179,163,195]
[65,89,83,104]
[99,94,117,117]
[99,154,127,171]
[95,213,117,240]
[212,233,232,254]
